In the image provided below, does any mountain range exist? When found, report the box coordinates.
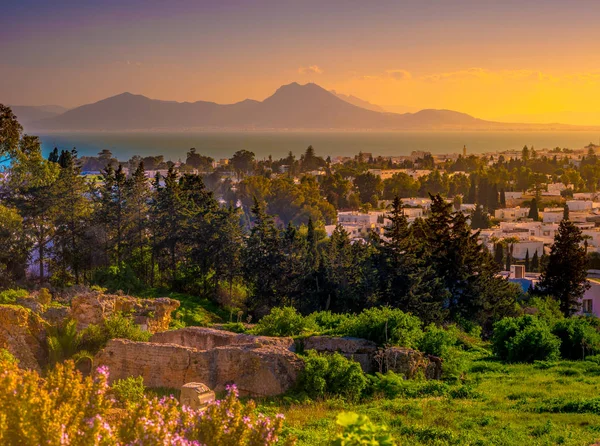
[15,83,600,132]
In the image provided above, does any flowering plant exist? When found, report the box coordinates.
[0,355,291,445]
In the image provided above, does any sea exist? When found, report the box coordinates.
[37,131,600,161]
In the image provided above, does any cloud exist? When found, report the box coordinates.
[385,69,412,81]
[298,65,323,75]
[356,69,412,82]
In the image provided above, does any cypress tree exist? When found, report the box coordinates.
[531,250,539,272]
[528,198,539,221]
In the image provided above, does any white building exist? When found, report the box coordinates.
[494,207,529,221]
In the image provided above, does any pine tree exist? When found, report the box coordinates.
[423,194,517,324]
[379,196,449,323]
[563,203,570,221]
[538,220,590,316]
[242,198,285,315]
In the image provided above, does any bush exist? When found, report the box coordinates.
[47,319,81,365]
[0,288,28,304]
[492,315,561,363]
[337,307,423,347]
[418,324,458,357]
[299,351,366,401]
[112,376,145,406]
[333,412,394,446]
[552,317,600,360]
[222,322,248,333]
[91,262,142,293]
[0,348,17,365]
[525,296,564,325]
[253,306,318,337]
[0,360,288,445]
[80,312,151,353]
[307,311,350,332]
[367,371,449,399]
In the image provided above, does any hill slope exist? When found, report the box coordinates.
[28,83,594,131]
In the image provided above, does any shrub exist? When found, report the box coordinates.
[337,307,423,347]
[552,317,600,360]
[80,312,151,354]
[253,306,318,337]
[37,288,52,306]
[0,288,28,304]
[112,376,145,406]
[222,322,248,333]
[47,319,81,364]
[0,348,17,365]
[0,359,289,445]
[418,324,458,357]
[492,315,560,363]
[333,412,394,446]
[299,351,366,401]
[91,262,142,293]
[525,296,564,325]
[367,372,449,399]
[307,311,350,332]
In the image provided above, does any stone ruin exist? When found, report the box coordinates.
[0,291,442,397]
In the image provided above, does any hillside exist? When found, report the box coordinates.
[27,82,597,132]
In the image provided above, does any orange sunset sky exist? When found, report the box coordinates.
[3,0,600,125]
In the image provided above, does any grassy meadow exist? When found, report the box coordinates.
[260,357,600,445]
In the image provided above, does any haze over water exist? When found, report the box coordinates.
[39,131,600,162]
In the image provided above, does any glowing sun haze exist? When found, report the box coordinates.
[3,0,600,125]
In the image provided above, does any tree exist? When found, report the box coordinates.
[421,194,518,325]
[470,205,490,229]
[538,220,590,316]
[494,243,504,269]
[379,196,448,323]
[231,150,255,178]
[242,198,285,315]
[528,198,539,221]
[354,172,382,205]
[525,249,530,272]
[563,203,569,221]
[500,188,507,208]
[531,250,540,272]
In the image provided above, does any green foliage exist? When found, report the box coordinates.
[492,315,561,362]
[299,351,366,401]
[525,296,564,325]
[337,307,423,347]
[47,319,81,364]
[418,324,458,357]
[80,312,151,353]
[333,412,394,446]
[0,348,17,365]
[0,288,28,304]
[253,306,319,337]
[112,376,146,406]
[92,262,143,293]
[222,322,248,333]
[552,317,600,360]
[306,311,350,332]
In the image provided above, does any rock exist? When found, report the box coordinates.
[374,347,443,380]
[151,326,294,350]
[95,339,303,396]
[15,297,44,314]
[71,293,179,333]
[180,382,215,409]
[299,336,377,373]
[42,306,71,325]
[0,305,47,371]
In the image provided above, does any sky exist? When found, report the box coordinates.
[2,0,600,124]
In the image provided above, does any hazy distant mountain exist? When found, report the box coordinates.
[330,90,386,112]
[11,105,69,125]
[28,82,598,131]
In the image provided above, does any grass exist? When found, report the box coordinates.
[258,357,600,445]
[135,289,228,327]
